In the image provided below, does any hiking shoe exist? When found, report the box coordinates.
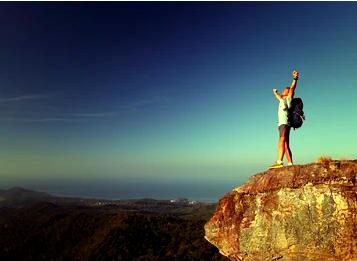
[268,162,284,169]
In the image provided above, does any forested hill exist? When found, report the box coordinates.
[0,188,228,261]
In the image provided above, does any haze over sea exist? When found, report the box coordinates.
[1,178,238,203]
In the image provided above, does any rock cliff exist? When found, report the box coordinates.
[204,160,357,261]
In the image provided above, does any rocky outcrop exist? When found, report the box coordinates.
[204,160,357,261]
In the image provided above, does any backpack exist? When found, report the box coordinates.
[288,97,305,129]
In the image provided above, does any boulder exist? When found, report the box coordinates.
[204,160,357,261]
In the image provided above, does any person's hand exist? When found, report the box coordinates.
[273,88,278,94]
[292,70,299,80]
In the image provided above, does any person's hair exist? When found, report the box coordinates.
[281,87,290,96]
[282,87,290,93]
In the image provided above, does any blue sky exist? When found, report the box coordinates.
[0,2,356,201]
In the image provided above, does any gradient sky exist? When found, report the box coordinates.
[1,2,356,201]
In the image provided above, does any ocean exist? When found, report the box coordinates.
[1,178,240,203]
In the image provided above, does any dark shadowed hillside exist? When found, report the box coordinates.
[0,188,228,261]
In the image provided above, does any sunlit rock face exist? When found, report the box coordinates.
[204,160,357,261]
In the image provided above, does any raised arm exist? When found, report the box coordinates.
[288,70,299,99]
[273,89,282,101]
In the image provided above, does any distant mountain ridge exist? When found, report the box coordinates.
[0,186,53,201]
[0,187,228,260]
[0,186,217,219]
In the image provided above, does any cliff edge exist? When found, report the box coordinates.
[204,160,357,261]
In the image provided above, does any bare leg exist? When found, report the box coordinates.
[285,127,293,164]
[277,135,286,162]
[285,141,293,164]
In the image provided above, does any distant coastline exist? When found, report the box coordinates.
[0,181,228,203]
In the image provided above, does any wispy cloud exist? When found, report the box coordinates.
[0,111,117,123]
[0,117,83,122]
[0,94,52,103]
[31,118,83,122]
[0,94,170,123]
[121,96,170,111]
[68,112,116,118]
[131,96,169,106]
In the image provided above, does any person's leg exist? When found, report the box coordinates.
[269,125,288,169]
[277,136,286,162]
[277,125,287,162]
[284,126,293,164]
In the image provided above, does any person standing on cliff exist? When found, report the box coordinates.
[269,70,300,169]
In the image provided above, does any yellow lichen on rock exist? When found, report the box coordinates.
[204,161,357,261]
